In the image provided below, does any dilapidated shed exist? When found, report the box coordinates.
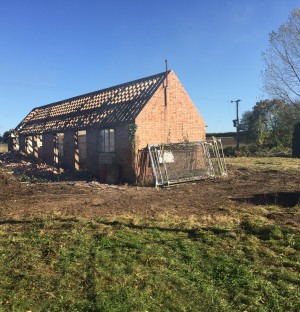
[9,70,206,183]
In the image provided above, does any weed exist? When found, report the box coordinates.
[18,174,48,183]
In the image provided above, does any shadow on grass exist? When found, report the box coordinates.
[0,217,79,225]
[0,218,232,244]
[98,220,230,240]
[233,192,300,208]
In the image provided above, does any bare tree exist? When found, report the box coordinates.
[262,8,300,106]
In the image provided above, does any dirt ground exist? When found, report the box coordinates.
[0,152,299,228]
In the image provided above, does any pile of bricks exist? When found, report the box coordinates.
[0,152,74,182]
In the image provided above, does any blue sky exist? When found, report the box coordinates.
[0,0,299,134]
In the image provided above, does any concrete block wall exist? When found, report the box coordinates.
[22,127,131,182]
[63,131,76,170]
[19,136,26,152]
[86,128,99,177]
[8,136,20,152]
[86,126,134,183]
[114,124,135,183]
[135,70,206,150]
[42,133,55,165]
[33,135,40,158]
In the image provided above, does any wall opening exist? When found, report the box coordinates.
[98,129,118,183]
[25,136,33,155]
[33,135,43,158]
[54,133,64,166]
[13,135,19,151]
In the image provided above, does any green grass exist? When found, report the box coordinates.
[0,217,299,311]
[226,157,300,172]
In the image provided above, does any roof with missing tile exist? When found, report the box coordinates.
[15,71,169,135]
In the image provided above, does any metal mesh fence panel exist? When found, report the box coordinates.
[148,138,227,186]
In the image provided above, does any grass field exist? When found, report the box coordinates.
[1,218,299,311]
[0,157,299,311]
[226,156,300,172]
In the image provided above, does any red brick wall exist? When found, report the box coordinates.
[135,71,206,150]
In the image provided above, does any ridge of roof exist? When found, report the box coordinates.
[32,70,171,111]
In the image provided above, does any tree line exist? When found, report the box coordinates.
[0,129,14,144]
[240,99,300,148]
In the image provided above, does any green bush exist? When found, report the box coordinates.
[223,145,291,157]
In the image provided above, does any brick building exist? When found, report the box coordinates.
[10,70,206,183]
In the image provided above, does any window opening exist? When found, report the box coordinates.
[77,130,87,169]
[99,129,115,153]
[54,133,64,165]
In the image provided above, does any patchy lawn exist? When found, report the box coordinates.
[0,155,299,311]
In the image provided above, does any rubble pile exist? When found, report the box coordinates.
[0,152,88,182]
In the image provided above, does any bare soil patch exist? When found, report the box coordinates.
[0,153,299,229]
